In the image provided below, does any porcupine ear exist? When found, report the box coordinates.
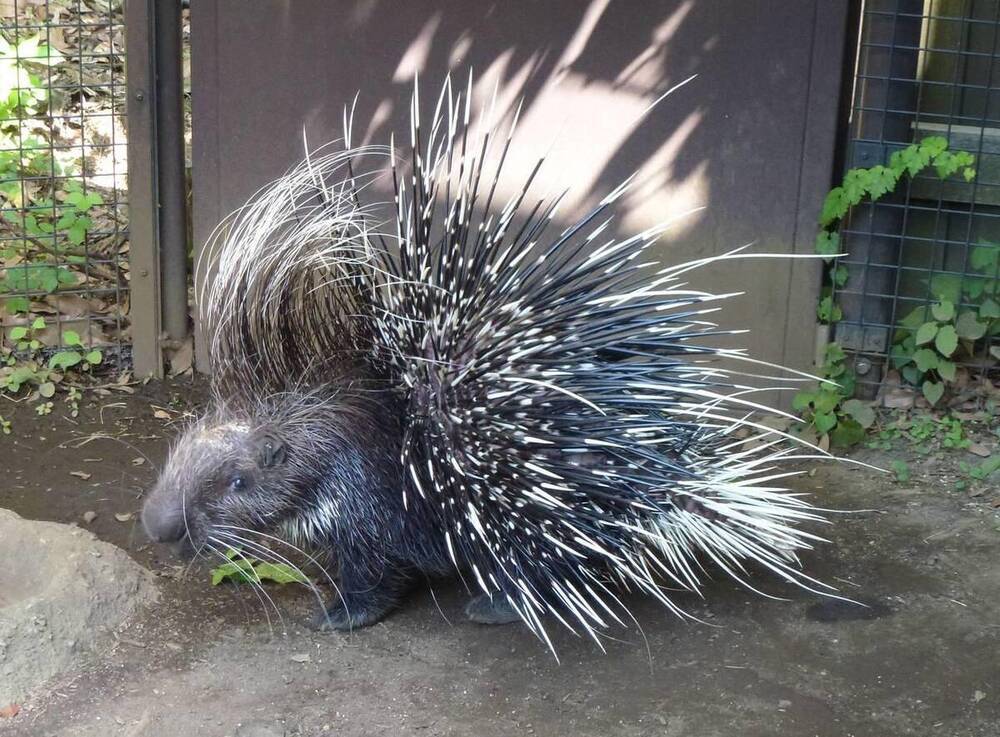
[257,437,287,468]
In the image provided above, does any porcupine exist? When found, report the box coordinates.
[141,74,837,649]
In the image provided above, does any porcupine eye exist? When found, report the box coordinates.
[229,475,247,493]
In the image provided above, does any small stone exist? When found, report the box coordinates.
[290,653,311,663]
[114,513,134,523]
[973,690,986,703]
[967,443,991,458]
[883,389,914,409]
[778,699,792,708]
[82,511,97,524]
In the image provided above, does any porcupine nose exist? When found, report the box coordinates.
[140,493,186,543]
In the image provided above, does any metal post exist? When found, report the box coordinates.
[155,0,189,342]
[125,0,162,378]
[125,0,189,378]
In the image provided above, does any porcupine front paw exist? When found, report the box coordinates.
[465,593,522,625]
[312,590,402,632]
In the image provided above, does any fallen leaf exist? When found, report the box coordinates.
[153,409,171,420]
[82,511,97,524]
[70,471,92,480]
[168,337,194,376]
[973,690,986,703]
[114,513,133,523]
[0,703,20,719]
[290,653,312,663]
[968,443,991,458]
[131,457,146,466]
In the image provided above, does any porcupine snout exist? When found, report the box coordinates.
[141,478,187,543]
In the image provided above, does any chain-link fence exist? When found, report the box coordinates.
[0,0,129,380]
[836,0,1000,402]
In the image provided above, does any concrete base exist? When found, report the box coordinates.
[0,509,157,706]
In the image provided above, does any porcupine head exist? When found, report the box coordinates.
[140,411,297,555]
[139,385,396,554]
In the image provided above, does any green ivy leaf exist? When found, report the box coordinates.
[813,412,837,434]
[915,322,938,345]
[955,311,987,340]
[937,359,957,382]
[931,301,955,322]
[84,349,102,365]
[62,330,82,346]
[934,324,958,356]
[831,417,865,447]
[866,165,898,200]
[4,297,30,314]
[971,243,999,272]
[211,560,256,586]
[812,390,840,415]
[929,275,962,304]
[841,169,869,206]
[48,350,82,371]
[841,399,876,429]
[913,348,939,372]
[9,326,28,341]
[817,296,842,324]
[792,391,816,412]
[815,230,840,258]
[979,298,1000,320]
[922,380,944,406]
[898,306,928,330]
[824,342,846,363]
[253,562,310,585]
[890,343,913,368]
[832,265,849,287]
[819,187,847,227]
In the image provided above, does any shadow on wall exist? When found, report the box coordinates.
[253,0,747,244]
[199,0,838,383]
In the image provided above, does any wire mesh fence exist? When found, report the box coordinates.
[836,0,1000,403]
[0,0,129,379]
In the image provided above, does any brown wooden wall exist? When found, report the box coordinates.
[190,1,852,405]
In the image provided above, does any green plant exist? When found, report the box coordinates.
[797,137,979,441]
[890,243,1000,405]
[890,459,911,484]
[0,414,10,434]
[65,385,81,417]
[960,456,1000,483]
[210,548,311,586]
[939,416,970,450]
[1,319,102,401]
[793,343,875,447]
[814,136,976,324]
[0,33,106,315]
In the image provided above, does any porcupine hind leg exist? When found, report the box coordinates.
[464,593,522,625]
[313,554,417,632]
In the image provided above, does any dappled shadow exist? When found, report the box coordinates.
[195,0,841,376]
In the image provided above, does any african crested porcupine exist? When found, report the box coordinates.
[141,75,837,649]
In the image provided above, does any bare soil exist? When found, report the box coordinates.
[0,380,998,737]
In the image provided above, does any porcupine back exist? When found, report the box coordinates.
[200,73,836,651]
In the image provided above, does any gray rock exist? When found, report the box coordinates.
[0,507,157,705]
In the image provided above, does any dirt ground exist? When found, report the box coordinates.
[0,379,998,737]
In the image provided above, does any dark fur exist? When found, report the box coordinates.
[141,382,514,629]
